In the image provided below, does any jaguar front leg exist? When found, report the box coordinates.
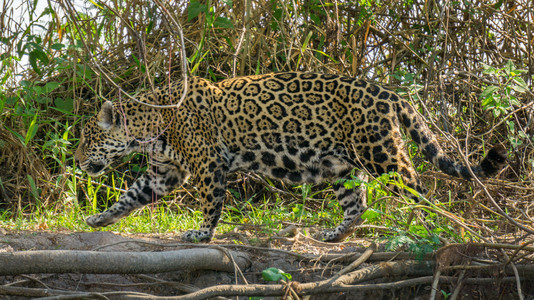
[181,163,227,243]
[86,162,188,228]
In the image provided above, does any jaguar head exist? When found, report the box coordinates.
[74,101,134,176]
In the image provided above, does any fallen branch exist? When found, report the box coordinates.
[0,285,78,298]
[161,260,434,300]
[50,275,525,300]
[334,260,434,285]
[1,275,530,300]
[0,248,250,275]
[2,253,534,299]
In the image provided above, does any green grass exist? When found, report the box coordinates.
[0,167,476,257]
[0,177,344,239]
[0,202,203,234]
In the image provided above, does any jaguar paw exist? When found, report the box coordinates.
[181,230,213,243]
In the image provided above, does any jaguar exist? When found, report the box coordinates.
[74,72,506,242]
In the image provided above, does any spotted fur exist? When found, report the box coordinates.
[74,72,507,242]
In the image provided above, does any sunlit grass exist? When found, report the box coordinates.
[0,170,477,257]
[0,203,200,233]
[0,185,344,239]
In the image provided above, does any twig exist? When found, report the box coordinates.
[509,261,524,300]
[232,0,249,77]
[60,0,189,109]
[151,0,189,108]
[0,285,78,298]
[441,242,534,253]
[330,244,375,280]
[449,270,466,300]
[429,270,441,300]
[456,135,534,235]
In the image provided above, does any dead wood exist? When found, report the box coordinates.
[0,248,250,275]
[49,263,533,300]
[1,276,526,300]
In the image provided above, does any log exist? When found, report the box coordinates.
[0,248,250,275]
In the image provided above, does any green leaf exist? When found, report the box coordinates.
[509,136,523,148]
[28,47,49,74]
[506,120,515,133]
[29,52,39,74]
[310,13,321,24]
[25,114,39,145]
[27,175,40,201]
[32,48,49,64]
[0,92,4,114]
[44,81,60,93]
[481,63,498,75]
[32,85,43,96]
[146,20,154,35]
[4,126,25,144]
[87,0,104,9]
[385,234,414,251]
[509,97,520,106]
[51,43,65,50]
[214,17,234,29]
[493,0,504,9]
[262,267,292,282]
[54,97,74,113]
[504,60,515,75]
[480,86,499,100]
[361,208,382,221]
[188,0,207,21]
[481,95,494,108]
[511,77,527,93]
[271,7,283,30]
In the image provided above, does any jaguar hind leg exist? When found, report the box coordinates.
[315,172,369,242]
[181,161,228,243]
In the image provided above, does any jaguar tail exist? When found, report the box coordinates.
[396,99,507,179]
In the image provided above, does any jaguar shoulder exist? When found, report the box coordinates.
[75,72,506,242]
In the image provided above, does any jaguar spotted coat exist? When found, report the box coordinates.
[74,72,506,242]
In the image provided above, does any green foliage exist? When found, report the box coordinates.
[384,230,441,259]
[337,170,472,249]
[0,0,98,219]
[480,60,526,118]
[223,179,340,239]
[356,0,380,25]
[480,60,529,149]
[262,267,292,282]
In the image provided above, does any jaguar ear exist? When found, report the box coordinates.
[97,101,116,130]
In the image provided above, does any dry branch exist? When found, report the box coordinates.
[0,285,80,298]
[69,260,436,300]
[1,276,527,300]
[61,263,534,300]
[0,248,249,275]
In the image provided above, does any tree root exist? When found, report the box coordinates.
[0,248,250,275]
